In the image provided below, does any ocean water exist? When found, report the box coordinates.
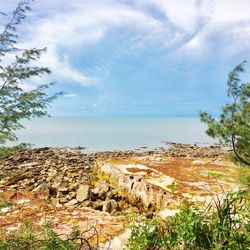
[13,117,215,152]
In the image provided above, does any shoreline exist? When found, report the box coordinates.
[0,143,242,247]
[12,141,224,155]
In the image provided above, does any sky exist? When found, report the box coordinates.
[1,0,250,117]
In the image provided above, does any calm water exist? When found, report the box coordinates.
[13,117,215,152]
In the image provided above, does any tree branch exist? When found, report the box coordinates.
[231,134,250,166]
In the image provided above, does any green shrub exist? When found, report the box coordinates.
[0,223,83,250]
[163,206,210,249]
[127,190,250,250]
[0,143,29,159]
[127,219,160,250]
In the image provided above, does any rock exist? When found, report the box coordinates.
[1,207,11,213]
[101,229,131,250]
[68,192,76,199]
[68,183,79,191]
[158,209,180,219]
[76,184,90,202]
[103,198,118,213]
[33,183,50,193]
[81,200,93,207]
[92,199,104,210]
[18,162,39,168]
[59,197,69,203]
[4,173,27,186]
[17,198,30,204]
[192,160,204,166]
[66,199,78,206]
[57,186,68,192]
[92,180,110,197]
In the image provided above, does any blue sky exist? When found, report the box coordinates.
[1,0,250,116]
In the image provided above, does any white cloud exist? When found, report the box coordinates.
[173,0,250,56]
[211,0,250,24]
[151,0,202,32]
[64,93,78,98]
[2,0,250,82]
[129,0,250,57]
[9,0,172,86]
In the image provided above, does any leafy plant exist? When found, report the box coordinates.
[0,0,62,145]
[163,206,210,249]
[127,218,160,250]
[127,190,250,250]
[40,224,80,250]
[0,223,88,250]
[0,143,29,159]
[200,61,250,166]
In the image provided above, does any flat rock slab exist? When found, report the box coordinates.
[95,156,247,212]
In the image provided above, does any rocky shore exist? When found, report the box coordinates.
[0,144,225,207]
[1,143,243,248]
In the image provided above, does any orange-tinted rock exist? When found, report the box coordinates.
[94,156,247,213]
[0,189,125,243]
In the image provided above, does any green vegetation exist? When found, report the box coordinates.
[0,194,14,209]
[0,223,84,250]
[238,167,250,187]
[200,61,250,166]
[0,0,62,145]
[127,190,250,250]
[0,143,29,159]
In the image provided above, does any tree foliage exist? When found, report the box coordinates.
[200,61,250,166]
[0,0,62,144]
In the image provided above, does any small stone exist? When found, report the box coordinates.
[4,173,26,186]
[18,162,39,168]
[158,209,180,219]
[92,199,103,210]
[68,191,76,199]
[103,198,118,213]
[192,160,204,166]
[76,184,90,202]
[57,186,68,192]
[66,199,78,206]
[1,207,11,213]
[17,198,30,204]
[7,226,19,232]
[81,200,92,207]
[59,197,69,203]
[33,183,49,192]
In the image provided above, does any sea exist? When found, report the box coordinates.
[12,117,215,152]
